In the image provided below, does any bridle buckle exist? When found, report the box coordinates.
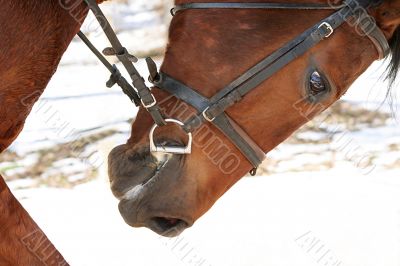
[149,119,193,154]
[202,107,216,122]
[141,94,157,109]
[318,22,334,38]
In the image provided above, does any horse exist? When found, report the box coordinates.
[0,1,104,264]
[0,0,398,264]
[107,0,400,237]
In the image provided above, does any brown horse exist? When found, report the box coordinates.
[0,0,399,264]
[0,0,104,264]
[108,0,400,237]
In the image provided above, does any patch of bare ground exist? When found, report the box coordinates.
[256,101,394,176]
[0,129,117,188]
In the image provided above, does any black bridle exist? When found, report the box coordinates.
[79,0,390,175]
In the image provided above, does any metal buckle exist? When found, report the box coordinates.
[202,107,215,122]
[141,94,157,109]
[318,22,334,38]
[149,119,193,154]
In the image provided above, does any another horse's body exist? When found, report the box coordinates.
[0,1,101,264]
[0,0,399,264]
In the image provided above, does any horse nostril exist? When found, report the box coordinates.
[127,150,153,163]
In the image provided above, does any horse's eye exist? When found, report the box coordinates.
[306,71,330,102]
[309,71,326,94]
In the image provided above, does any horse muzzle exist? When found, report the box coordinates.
[108,143,194,237]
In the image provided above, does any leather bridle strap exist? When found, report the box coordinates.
[171,2,346,15]
[77,31,142,106]
[181,18,342,131]
[351,7,390,59]
[82,0,166,126]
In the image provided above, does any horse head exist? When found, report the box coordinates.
[108,0,400,237]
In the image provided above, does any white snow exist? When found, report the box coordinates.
[12,168,400,266]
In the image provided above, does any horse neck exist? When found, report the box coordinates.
[0,1,89,151]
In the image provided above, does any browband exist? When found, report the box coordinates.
[171,2,346,15]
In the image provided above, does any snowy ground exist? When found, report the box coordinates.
[12,168,400,266]
[1,2,400,265]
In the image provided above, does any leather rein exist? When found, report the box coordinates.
[78,0,390,175]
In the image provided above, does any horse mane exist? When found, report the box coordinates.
[386,27,400,88]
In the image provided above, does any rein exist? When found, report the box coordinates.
[78,0,390,175]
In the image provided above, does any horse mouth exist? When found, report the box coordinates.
[149,217,190,237]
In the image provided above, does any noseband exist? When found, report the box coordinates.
[79,0,390,175]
